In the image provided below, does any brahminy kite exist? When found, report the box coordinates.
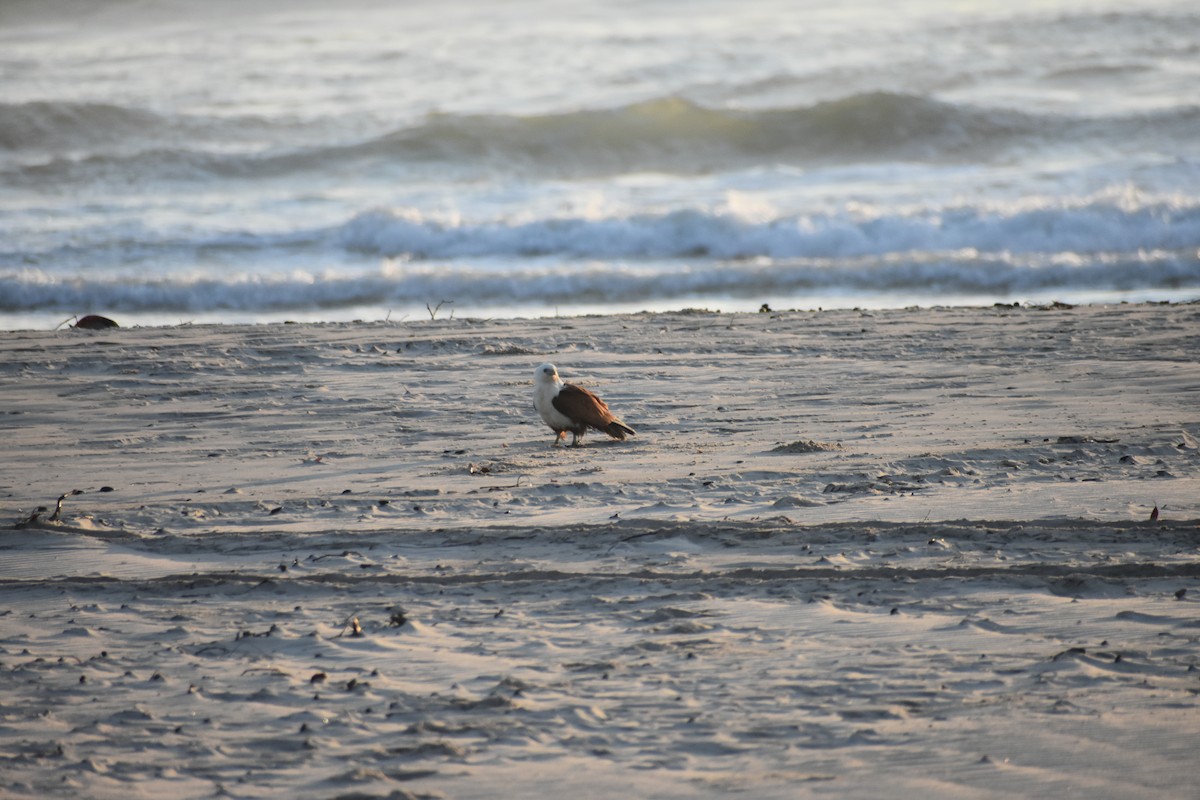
[533,363,636,447]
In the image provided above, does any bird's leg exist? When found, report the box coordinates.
[570,431,584,447]
[552,430,567,447]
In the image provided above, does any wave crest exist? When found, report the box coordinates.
[348,93,1036,173]
[9,93,1195,181]
[0,101,166,151]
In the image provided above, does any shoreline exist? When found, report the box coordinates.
[5,292,1199,335]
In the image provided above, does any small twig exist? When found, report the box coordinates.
[194,644,231,656]
[241,667,291,677]
[330,615,364,639]
[484,475,529,491]
[309,550,366,562]
[604,529,661,555]
[617,530,663,545]
[48,490,83,522]
[15,506,47,529]
[426,300,453,320]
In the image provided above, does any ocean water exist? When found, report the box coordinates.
[2,0,1199,329]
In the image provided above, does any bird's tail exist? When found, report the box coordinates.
[604,420,636,440]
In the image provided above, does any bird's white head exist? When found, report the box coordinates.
[535,363,561,385]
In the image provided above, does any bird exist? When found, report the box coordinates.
[532,363,635,447]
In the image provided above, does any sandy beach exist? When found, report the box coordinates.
[2,302,1198,799]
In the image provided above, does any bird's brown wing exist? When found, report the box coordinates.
[552,383,616,429]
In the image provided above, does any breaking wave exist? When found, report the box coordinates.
[7,189,1199,268]
[338,194,1200,261]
